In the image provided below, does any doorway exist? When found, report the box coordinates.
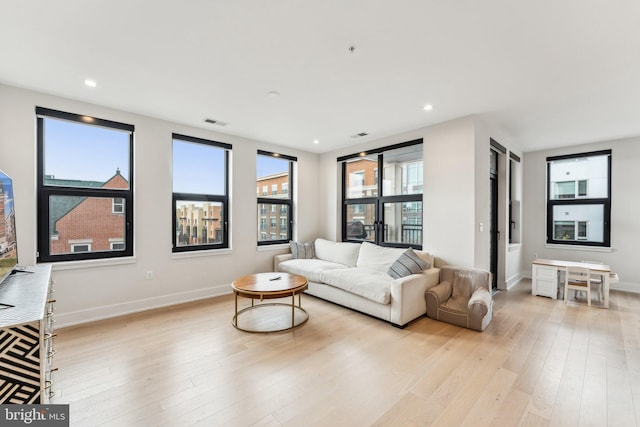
[489,149,499,291]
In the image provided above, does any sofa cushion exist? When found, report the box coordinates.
[320,267,393,304]
[289,241,314,259]
[314,238,361,267]
[356,242,406,272]
[277,258,346,283]
[387,248,429,279]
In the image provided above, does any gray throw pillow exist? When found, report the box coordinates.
[290,241,315,259]
[387,248,429,278]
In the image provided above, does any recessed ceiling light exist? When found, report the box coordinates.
[423,104,434,111]
[84,79,97,88]
[313,139,319,144]
[267,91,280,98]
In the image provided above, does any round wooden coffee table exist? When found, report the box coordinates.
[231,272,309,333]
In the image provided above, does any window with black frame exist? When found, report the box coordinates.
[546,150,611,247]
[339,140,423,248]
[36,107,134,262]
[172,133,231,252]
[257,150,296,245]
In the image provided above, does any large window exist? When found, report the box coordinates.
[546,150,611,247]
[172,134,231,252]
[257,150,296,245]
[36,107,134,262]
[340,140,423,248]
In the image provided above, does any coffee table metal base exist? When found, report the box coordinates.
[231,273,309,333]
[232,302,308,333]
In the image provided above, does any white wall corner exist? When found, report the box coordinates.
[505,273,525,290]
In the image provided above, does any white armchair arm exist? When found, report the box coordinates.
[273,253,293,272]
[390,267,440,326]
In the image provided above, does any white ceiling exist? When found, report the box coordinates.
[1,1,639,154]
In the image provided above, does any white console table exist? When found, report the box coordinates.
[531,259,612,308]
[0,264,55,403]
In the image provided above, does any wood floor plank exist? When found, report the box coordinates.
[49,279,639,426]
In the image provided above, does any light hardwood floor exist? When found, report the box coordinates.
[53,279,640,426]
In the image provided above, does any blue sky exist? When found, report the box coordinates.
[44,118,130,183]
[257,155,288,178]
[45,117,289,195]
[173,140,226,194]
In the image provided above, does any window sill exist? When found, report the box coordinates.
[256,243,289,252]
[508,243,522,252]
[544,243,612,253]
[171,248,233,259]
[50,256,136,271]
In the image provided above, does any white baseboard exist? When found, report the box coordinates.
[505,273,524,290]
[611,281,640,294]
[56,284,232,328]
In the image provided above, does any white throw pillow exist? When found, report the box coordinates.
[314,238,361,267]
[356,242,406,272]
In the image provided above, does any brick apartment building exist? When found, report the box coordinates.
[257,172,289,241]
[49,170,128,254]
[176,202,223,246]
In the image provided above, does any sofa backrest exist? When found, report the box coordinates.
[314,238,361,267]
[413,250,434,268]
[356,242,406,272]
[356,242,435,273]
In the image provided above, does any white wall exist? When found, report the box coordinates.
[0,84,320,326]
[522,137,640,292]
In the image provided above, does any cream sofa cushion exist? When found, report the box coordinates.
[320,267,393,304]
[356,242,406,272]
[277,258,346,283]
[314,238,361,267]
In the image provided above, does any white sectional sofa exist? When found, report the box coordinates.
[274,238,440,327]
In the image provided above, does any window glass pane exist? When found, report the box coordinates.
[257,203,289,242]
[345,157,378,199]
[49,195,126,255]
[578,180,587,197]
[577,221,588,239]
[549,155,608,199]
[43,117,130,189]
[554,181,575,199]
[257,155,289,200]
[173,139,226,195]
[345,204,375,241]
[553,221,575,241]
[175,201,223,247]
[552,204,604,243]
[382,145,423,196]
[383,202,423,245]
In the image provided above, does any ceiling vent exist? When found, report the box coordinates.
[204,118,228,126]
[350,132,368,138]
